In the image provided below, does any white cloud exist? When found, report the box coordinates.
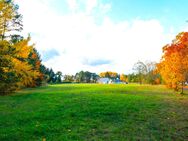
[85,0,98,14]
[66,0,78,12]
[15,0,172,75]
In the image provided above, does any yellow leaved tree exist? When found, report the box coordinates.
[0,0,43,94]
[157,32,188,93]
[12,37,40,87]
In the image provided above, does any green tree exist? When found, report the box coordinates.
[27,47,44,87]
[0,40,18,94]
[133,61,147,84]
[75,71,98,83]
[47,68,55,83]
[56,71,62,83]
[63,74,74,83]
[145,61,161,85]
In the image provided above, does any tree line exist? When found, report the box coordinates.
[61,67,161,85]
[40,28,188,94]
[1,0,188,94]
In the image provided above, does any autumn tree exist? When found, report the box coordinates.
[99,71,119,80]
[11,37,41,87]
[120,74,128,83]
[0,37,41,94]
[157,32,188,93]
[0,0,46,94]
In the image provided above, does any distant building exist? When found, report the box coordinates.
[97,77,126,84]
[97,78,112,84]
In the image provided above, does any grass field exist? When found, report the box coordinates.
[0,84,188,140]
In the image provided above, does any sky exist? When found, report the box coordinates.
[15,0,188,75]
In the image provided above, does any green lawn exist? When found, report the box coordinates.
[0,84,188,140]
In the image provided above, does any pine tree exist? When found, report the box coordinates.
[0,0,23,40]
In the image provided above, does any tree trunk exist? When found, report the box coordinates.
[139,73,142,85]
[181,81,184,94]
[1,18,7,41]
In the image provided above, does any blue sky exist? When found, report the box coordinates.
[54,0,188,29]
[15,0,188,74]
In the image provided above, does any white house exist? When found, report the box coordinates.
[97,77,128,84]
[97,78,113,84]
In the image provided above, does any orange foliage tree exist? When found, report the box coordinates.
[120,74,128,82]
[157,32,188,93]
[99,71,118,79]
